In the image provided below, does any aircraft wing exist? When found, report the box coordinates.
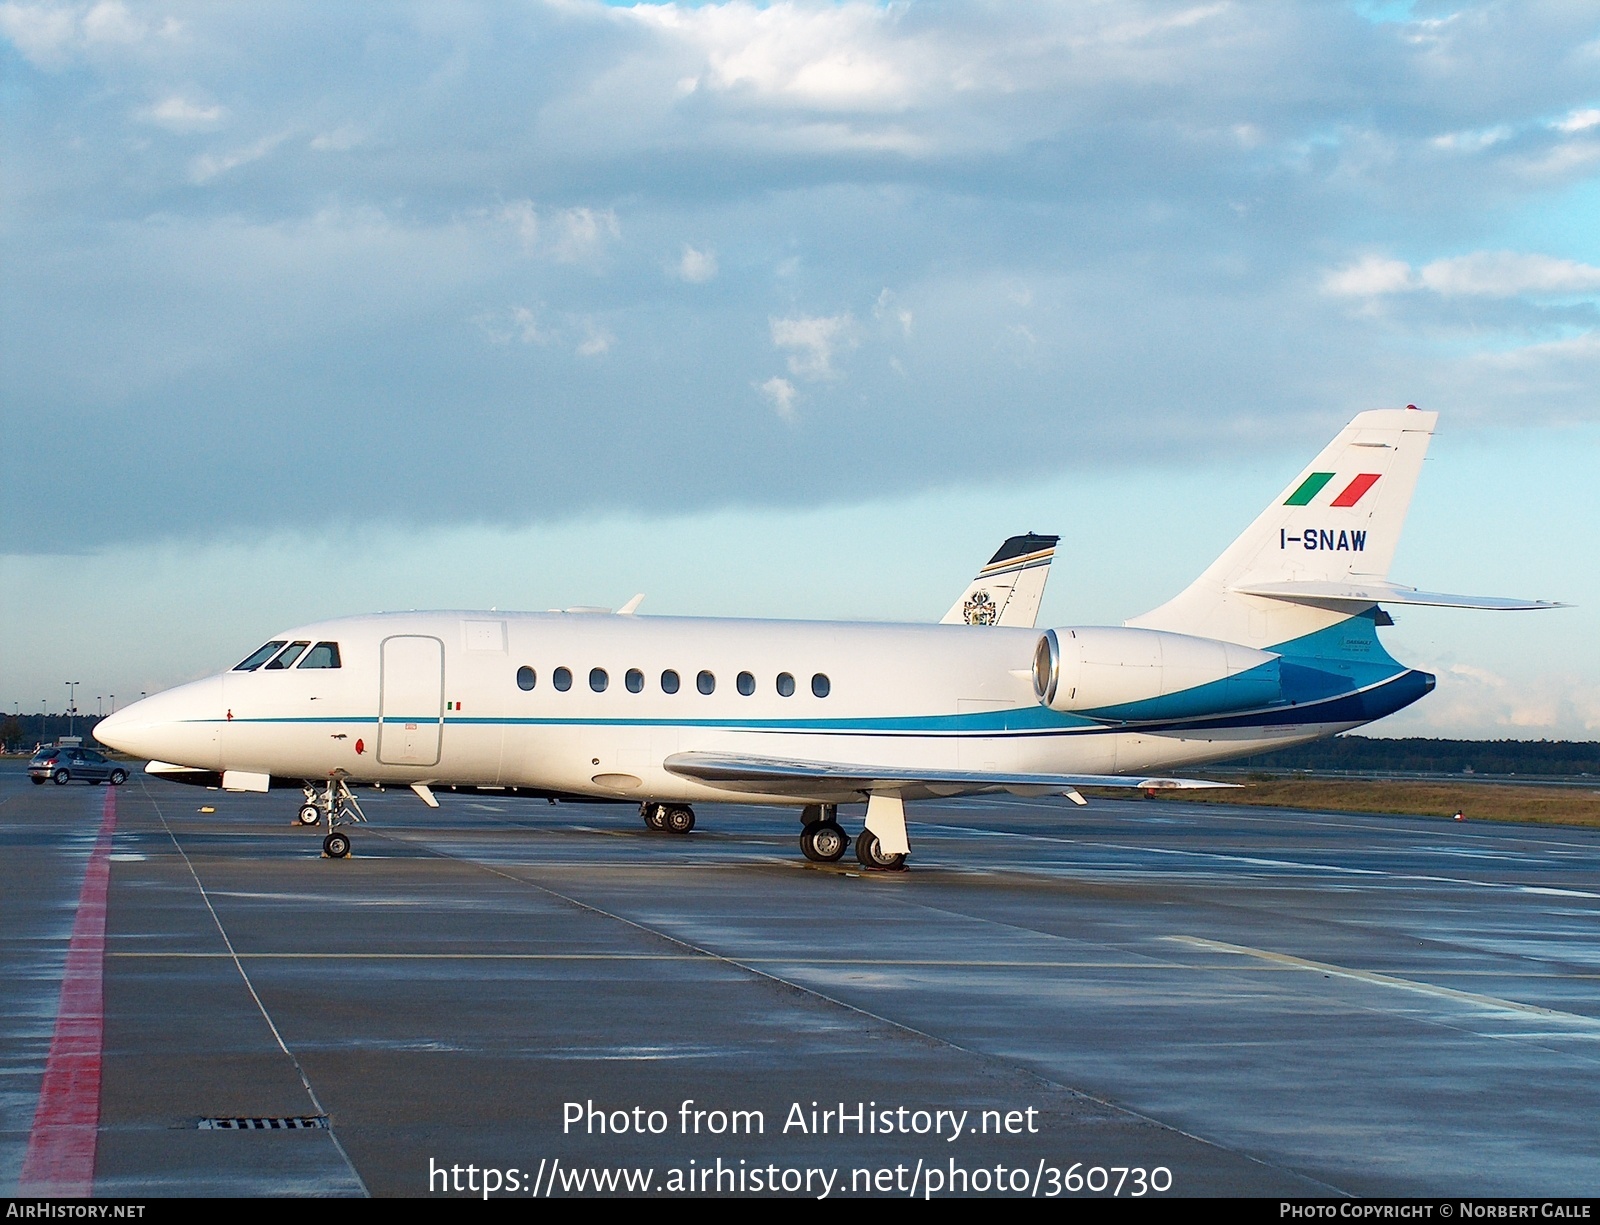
[1231,579,1564,611]
[663,751,1235,799]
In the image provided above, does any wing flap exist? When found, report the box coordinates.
[664,751,1234,796]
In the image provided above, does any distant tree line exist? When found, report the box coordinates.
[2,714,105,751]
[1227,736,1600,776]
[2,715,1594,776]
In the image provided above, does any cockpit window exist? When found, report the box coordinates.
[234,641,287,671]
[265,641,311,670]
[297,642,342,669]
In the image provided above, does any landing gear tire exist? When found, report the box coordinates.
[53,770,69,786]
[109,769,127,786]
[323,832,351,859]
[855,828,907,871]
[801,822,849,862]
[298,804,322,826]
[645,804,670,832]
[665,806,696,834]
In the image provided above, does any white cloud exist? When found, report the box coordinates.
[873,287,912,335]
[576,320,614,357]
[629,1,918,112]
[770,312,856,380]
[80,0,140,44]
[310,125,363,152]
[0,0,160,66]
[675,244,718,283]
[497,200,540,250]
[1430,125,1512,152]
[1416,664,1600,736]
[491,202,618,264]
[0,3,80,65]
[478,305,548,346]
[549,206,620,264]
[757,375,798,421]
[1323,255,1417,296]
[1419,252,1600,296]
[1553,108,1600,134]
[1324,252,1600,298]
[142,95,225,132]
[189,132,288,184]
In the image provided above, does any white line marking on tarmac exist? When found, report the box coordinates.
[918,822,1600,899]
[1167,936,1600,1031]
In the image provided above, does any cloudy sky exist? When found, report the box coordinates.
[1,0,1596,737]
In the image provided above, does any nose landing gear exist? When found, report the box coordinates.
[302,780,367,858]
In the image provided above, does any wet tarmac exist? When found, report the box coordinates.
[4,759,1600,1198]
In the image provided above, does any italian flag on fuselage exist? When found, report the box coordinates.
[1284,472,1381,507]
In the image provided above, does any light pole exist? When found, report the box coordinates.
[110,695,115,714]
[97,696,103,718]
[65,681,79,738]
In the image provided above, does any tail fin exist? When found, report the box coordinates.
[1128,408,1437,650]
[942,533,1059,627]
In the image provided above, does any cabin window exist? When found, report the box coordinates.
[553,667,572,692]
[298,642,342,669]
[234,641,286,671]
[811,672,830,698]
[697,670,715,695]
[265,641,311,670]
[776,672,795,697]
[516,666,536,691]
[661,669,680,694]
[625,668,644,693]
[590,667,608,693]
[736,671,755,696]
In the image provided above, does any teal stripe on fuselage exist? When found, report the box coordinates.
[196,612,1412,739]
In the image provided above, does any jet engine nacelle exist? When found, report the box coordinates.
[1032,626,1281,719]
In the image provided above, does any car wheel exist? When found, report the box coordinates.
[109,769,128,786]
[53,769,70,786]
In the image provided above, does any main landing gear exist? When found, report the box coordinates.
[641,802,696,834]
[800,802,909,870]
[301,779,367,859]
[799,804,849,863]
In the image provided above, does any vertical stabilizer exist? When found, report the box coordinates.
[1128,408,1437,649]
[942,533,1059,627]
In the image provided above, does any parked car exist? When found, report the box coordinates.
[28,746,128,786]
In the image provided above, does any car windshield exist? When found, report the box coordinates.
[234,641,287,671]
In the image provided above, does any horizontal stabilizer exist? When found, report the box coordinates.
[1232,580,1565,611]
[664,751,1234,797]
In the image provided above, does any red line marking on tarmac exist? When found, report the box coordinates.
[18,785,117,1197]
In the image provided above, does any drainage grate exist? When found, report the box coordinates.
[198,1116,329,1131]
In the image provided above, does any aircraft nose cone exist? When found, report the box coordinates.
[94,704,136,754]
[94,677,226,769]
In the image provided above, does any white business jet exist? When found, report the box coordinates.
[97,408,1557,868]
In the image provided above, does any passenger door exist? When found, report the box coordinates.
[378,635,445,767]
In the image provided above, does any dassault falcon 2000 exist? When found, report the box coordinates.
[97,408,1558,868]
